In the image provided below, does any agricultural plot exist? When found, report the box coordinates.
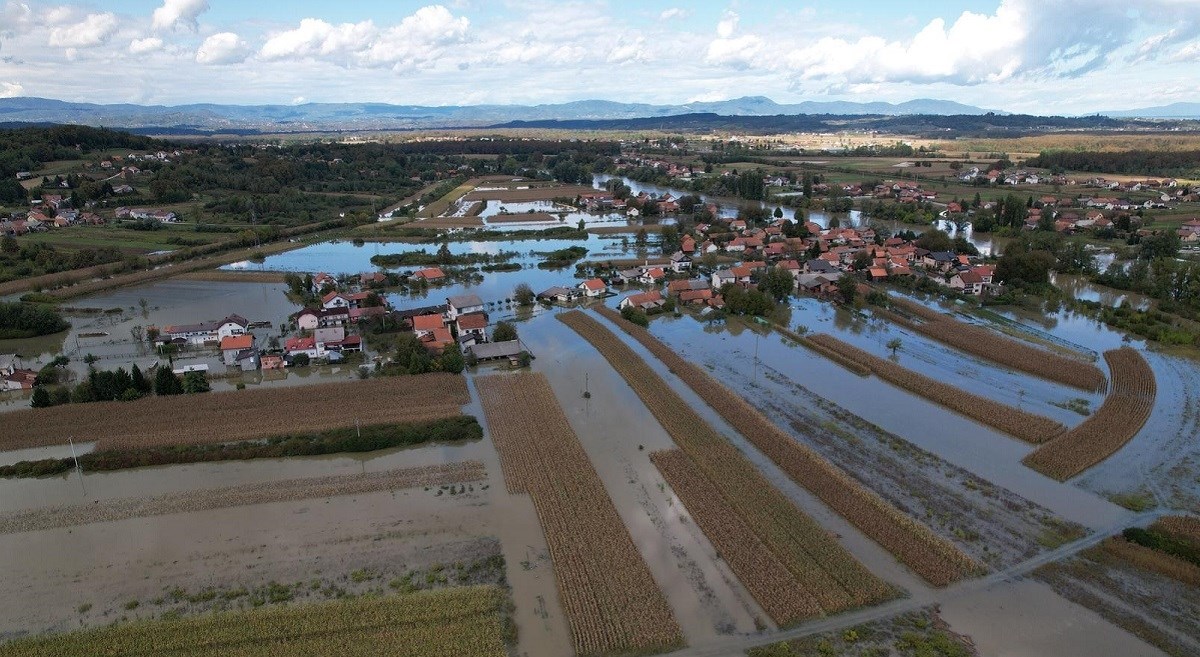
[0,584,511,657]
[591,307,981,587]
[0,374,470,451]
[806,332,1067,444]
[650,449,824,625]
[476,373,683,656]
[1154,516,1200,546]
[0,461,486,534]
[558,311,897,614]
[486,212,560,224]
[883,297,1107,392]
[1023,348,1156,480]
[1036,539,1200,657]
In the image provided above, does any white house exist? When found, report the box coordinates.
[669,251,692,273]
[578,278,607,297]
[322,292,351,310]
[446,294,485,321]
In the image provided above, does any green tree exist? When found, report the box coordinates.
[836,274,859,306]
[493,321,518,342]
[440,345,465,374]
[182,371,211,393]
[758,266,795,301]
[887,338,903,356]
[154,366,183,395]
[130,364,151,394]
[635,228,649,248]
[30,386,51,408]
[621,306,650,326]
[292,353,311,367]
[1,235,17,254]
[773,206,784,219]
[513,282,535,306]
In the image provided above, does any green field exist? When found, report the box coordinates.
[18,225,229,254]
[0,585,511,657]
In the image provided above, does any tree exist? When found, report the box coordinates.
[130,325,144,344]
[836,274,859,306]
[30,386,51,408]
[182,371,211,394]
[130,364,151,394]
[852,250,872,272]
[995,249,1056,288]
[514,282,535,306]
[1,235,17,254]
[292,353,311,367]
[635,228,648,247]
[493,321,518,342]
[758,266,795,301]
[154,366,183,395]
[915,228,953,252]
[773,206,783,218]
[408,348,431,375]
[440,345,465,374]
[887,338,903,356]
[621,306,649,326]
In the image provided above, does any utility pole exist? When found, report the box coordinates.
[68,436,81,473]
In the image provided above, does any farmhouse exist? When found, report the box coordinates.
[161,314,249,345]
[446,294,485,321]
[413,267,446,282]
[219,334,255,366]
[578,278,608,297]
[619,290,665,312]
[456,312,489,345]
[538,286,576,303]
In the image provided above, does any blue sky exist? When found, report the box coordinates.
[2,1,1198,113]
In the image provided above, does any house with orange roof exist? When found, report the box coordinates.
[413,267,446,282]
[578,278,608,297]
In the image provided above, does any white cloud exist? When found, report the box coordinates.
[363,5,470,70]
[259,18,378,63]
[660,8,688,20]
[195,32,249,65]
[0,80,23,97]
[152,0,209,32]
[1,2,34,36]
[706,12,763,67]
[48,13,118,48]
[129,37,164,55]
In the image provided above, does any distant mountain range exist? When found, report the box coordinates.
[1095,102,1200,119]
[0,96,1003,134]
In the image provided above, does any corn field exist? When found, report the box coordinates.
[1023,347,1156,480]
[1152,516,1200,546]
[592,306,982,587]
[883,297,1106,392]
[559,311,897,617]
[0,461,485,535]
[1098,536,1200,588]
[0,584,510,657]
[475,373,683,656]
[650,449,826,624]
[0,374,470,451]
[805,333,1066,444]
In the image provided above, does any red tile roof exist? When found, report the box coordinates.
[220,334,253,351]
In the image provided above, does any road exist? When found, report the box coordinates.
[669,509,1169,657]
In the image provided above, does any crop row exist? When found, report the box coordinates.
[804,332,1066,444]
[1099,537,1200,587]
[0,584,509,657]
[0,373,470,451]
[593,306,982,587]
[0,461,485,535]
[476,373,683,657]
[560,310,896,618]
[884,297,1107,392]
[650,449,825,624]
[769,321,870,376]
[1022,348,1155,480]
[1152,516,1200,546]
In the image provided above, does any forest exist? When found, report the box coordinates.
[1026,150,1200,178]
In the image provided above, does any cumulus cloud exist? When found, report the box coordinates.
[129,37,164,55]
[259,5,469,71]
[1,2,34,36]
[152,0,209,32]
[195,32,249,65]
[0,81,23,97]
[48,12,118,48]
[660,8,688,20]
[706,11,763,68]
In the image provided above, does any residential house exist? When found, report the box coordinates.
[446,294,485,321]
[161,314,249,345]
[949,269,988,295]
[220,334,254,366]
[349,306,388,323]
[619,290,665,312]
[639,268,666,285]
[923,251,959,272]
[314,327,346,348]
[412,314,446,339]
[284,336,319,360]
[578,278,608,297]
[669,251,692,273]
[467,340,525,363]
[260,354,286,370]
[312,272,336,294]
[413,267,446,282]
[322,292,351,310]
[711,269,736,289]
[613,268,643,285]
[538,286,576,303]
[455,312,489,345]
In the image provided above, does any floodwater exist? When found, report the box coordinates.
[939,578,1167,657]
[521,314,770,640]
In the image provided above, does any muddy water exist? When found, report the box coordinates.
[0,440,489,513]
[520,314,769,641]
[577,309,931,596]
[939,578,1167,657]
[634,310,1129,530]
[0,487,499,638]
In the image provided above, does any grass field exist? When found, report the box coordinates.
[19,225,229,254]
[418,178,481,218]
[0,585,511,656]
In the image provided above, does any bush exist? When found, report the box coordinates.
[621,306,650,327]
[0,302,70,339]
